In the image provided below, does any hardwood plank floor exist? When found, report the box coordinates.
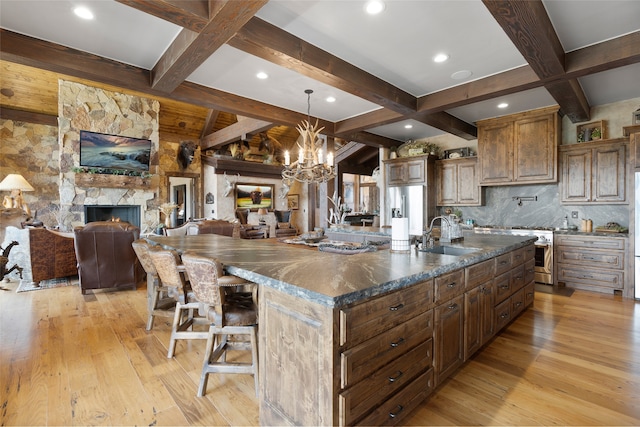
[1,279,639,426]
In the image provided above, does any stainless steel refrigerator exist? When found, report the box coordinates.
[387,185,428,237]
[635,173,640,299]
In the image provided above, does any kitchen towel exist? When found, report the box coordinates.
[391,217,410,253]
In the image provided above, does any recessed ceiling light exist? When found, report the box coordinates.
[326,96,336,103]
[404,124,413,129]
[433,53,449,63]
[498,103,509,109]
[73,6,94,20]
[365,0,385,15]
[451,70,472,80]
[256,72,268,79]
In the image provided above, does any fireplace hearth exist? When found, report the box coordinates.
[85,205,141,228]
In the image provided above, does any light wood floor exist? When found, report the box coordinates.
[1,279,639,426]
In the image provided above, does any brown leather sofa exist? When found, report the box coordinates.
[235,209,267,239]
[164,219,238,237]
[74,221,142,294]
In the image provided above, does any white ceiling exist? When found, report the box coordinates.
[1,0,639,142]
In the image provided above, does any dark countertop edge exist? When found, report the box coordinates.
[225,237,537,309]
[554,230,628,237]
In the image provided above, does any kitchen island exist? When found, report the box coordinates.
[148,232,536,426]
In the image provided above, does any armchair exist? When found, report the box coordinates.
[274,210,297,238]
[74,221,142,294]
[235,209,267,239]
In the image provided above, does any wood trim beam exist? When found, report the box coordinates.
[483,0,590,121]
[335,141,367,163]
[151,1,267,92]
[199,109,220,139]
[341,131,400,149]
[229,17,417,116]
[115,0,210,32]
[201,117,273,150]
[0,107,58,126]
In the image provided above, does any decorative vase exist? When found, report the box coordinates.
[164,215,171,228]
[583,128,591,142]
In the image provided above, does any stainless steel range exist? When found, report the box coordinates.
[474,225,554,285]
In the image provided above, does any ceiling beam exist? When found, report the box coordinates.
[335,141,367,163]
[228,17,417,116]
[201,117,273,150]
[150,1,267,92]
[483,0,590,121]
[199,109,220,139]
[115,0,210,32]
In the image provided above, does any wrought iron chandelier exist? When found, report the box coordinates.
[282,89,335,184]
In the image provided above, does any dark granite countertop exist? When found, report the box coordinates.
[554,230,629,237]
[147,233,536,308]
[325,225,391,236]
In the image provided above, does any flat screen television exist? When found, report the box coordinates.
[79,130,151,173]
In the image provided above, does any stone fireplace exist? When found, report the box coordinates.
[85,205,141,228]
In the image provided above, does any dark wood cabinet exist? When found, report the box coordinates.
[436,157,484,206]
[384,155,433,186]
[434,294,464,386]
[560,139,627,204]
[478,106,559,186]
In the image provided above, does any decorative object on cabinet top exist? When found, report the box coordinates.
[397,140,441,158]
[633,106,640,125]
[577,120,605,142]
[443,147,473,159]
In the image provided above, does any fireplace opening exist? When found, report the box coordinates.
[85,205,141,228]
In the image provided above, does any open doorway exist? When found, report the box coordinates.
[168,175,197,227]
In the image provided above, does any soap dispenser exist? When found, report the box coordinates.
[562,215,569,229]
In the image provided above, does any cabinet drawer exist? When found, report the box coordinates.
[524,258,535,284]
[555,235,625,250]
[556,248,624,270]
[341,310,433,388]
[523,244,535,261]
[494,271,511,304]
[510,264,526,292]
[495,252,512,275]
[340,280,434,347]
[556,265,623,289]
[524,282,535,307]
[465,258,494,289]
[434,269,465,304]
[511,288,525,318]
[355,368,434,426]
[511,247,527,266]
[339,339,432,426]
[495,298,511,330]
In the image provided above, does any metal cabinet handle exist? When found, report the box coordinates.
[500,312,509,319]
[390,337,405,348]
[515,301,522,308]
[499,260,508,265]
[446,282,457,288]
[388,371,404,383]
[389,303,404,311]
[447,303,458,310]
[582,256,596,260]
[389,405,404,419]
[499,284,509,289]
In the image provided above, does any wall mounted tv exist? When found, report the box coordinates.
[79,130,151,173]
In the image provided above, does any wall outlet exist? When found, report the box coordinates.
[571,211,579,219]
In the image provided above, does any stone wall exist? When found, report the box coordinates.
[58,80,160,231]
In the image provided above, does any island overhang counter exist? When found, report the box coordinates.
[147,233,537,426]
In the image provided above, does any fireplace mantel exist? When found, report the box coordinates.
[74,173,159,189]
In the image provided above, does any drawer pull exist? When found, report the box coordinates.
[390,338,405,348]
[389,405,404,419]
[514,301,522,308]
[499,260,508,265]
[446,282,457,288]
[388,371,404,383]
[581,275,594,279]
[447,303,458,310]
[514,275,523,280]
[582,256,596,260]
[499,284,509,290]
[526,292,534,297]
[500,312,509,319]
[389,303,404,311]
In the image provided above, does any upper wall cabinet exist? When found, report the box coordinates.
[477,106,560,186]
[436,157,484,206]
[559,138,628,204]
[383,154,435,186]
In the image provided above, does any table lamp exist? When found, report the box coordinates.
[257,208,268,225]
[0,173,34,217]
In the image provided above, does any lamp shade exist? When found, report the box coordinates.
[0,174,34,191]
[257,208,268,216]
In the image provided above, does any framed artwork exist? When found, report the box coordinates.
[287,194,299,210]
[235,183,274,210]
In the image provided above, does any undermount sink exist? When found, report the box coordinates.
[419,245,481,256]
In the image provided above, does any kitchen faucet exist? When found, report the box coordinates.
[422,216,451,248]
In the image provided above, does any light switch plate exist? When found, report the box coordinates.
[571,211,579,218]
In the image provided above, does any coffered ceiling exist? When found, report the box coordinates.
[1,0,639,173]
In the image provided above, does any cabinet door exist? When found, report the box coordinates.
[457,160,482,205]
[478,121,513,185]
[434,294,464,385]
[464,287,481,360]
[514,113,557,183]
[436,161,457,205]
[592,144,626,202]
[386,162,407,186]
[561,148,592,202]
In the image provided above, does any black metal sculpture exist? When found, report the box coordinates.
[0,241,23,281]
